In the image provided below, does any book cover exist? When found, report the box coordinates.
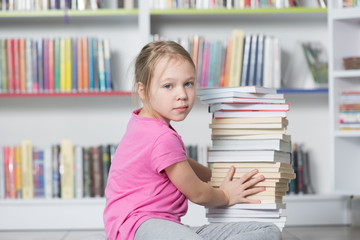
[51,145,61,198]
[200,96,286,105]
[83,147,92,198]
[213,110,287,119]
[60,38,66,92]
[229,29,244,87]
[255,34,265,86]
[102,145,110,194]
[211,133,291,141]
[21,140,33,199]
[33,148,45,198]
[197,86,277,96]
[77,38,83,92]
[211,128,287,136]
[65,38,72,92]
[60,139,74,199]
[98,39,106,92]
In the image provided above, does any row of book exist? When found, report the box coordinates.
[339,91,360,130]
[197,85,295,231]
[0,0,136,11]
[0,140,210,199]
[0,37,113,94]
[342,0,360,8]
[0,140,117,199]
[152,30,282,89]
[150,0,327,9]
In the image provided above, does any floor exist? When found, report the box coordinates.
[0,226,360,240]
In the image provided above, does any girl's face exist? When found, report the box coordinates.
[139,57,197,125]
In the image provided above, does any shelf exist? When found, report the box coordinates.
[329,8,360,20]
[334,130,360,137]
[150,7,327,15]
[0,91,132,98]
[0,9,138,18]
[277,88,328,94]
[333,70,360,78]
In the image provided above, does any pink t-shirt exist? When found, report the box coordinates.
[103,109,188,240]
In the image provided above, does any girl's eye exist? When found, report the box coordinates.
[185,82,193,87]
[164,84,172,89]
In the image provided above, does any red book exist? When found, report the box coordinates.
[90,146,103,197]
[4,146,16,199]
[77,38,83,91]
[19,39,27,93]
[13,39,21,93]
[48,39,55,92]
[82,37,89,91]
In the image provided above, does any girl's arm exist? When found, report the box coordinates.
[187,156,211,182]
[165,160,265,207]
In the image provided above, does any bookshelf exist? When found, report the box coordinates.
[328,0,360,195]
[0,1,338,230]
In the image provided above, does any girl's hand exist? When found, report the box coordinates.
[219,166,265,206]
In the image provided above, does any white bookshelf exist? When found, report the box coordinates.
[328,0,360,195]
[1,1,349,230]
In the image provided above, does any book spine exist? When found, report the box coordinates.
[98,39,106,92]
[43,38,49,92]
[48,39,55,92]
[13,39,20,93]
[1,40,7,92]
[21,140,33,199]
[19,39,27,93]
[82,37,89,91]
[37,38,43,92]
[72,37,77,92]
[77,38,83,92]
[65,38,72,92]
[91,146,103,197]
[32,39,39,93]
[60,139,74,199]
[82,147,92,197]
[75,145,83,198]
[14,146,22,198]
[88,37,94,91]
[51,145,61,198]
[93,38,99,91]
[104,38,112,91]
[54,38,61,92]
[6,39,14,93]
[101,145,110,194]
[44,148,52,199]
[60,38,66,92]
[25,39,33,93]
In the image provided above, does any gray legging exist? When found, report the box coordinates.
[134,218,282,240]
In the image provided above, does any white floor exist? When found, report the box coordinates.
[1,226,360,240]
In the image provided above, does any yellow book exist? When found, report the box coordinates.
[65,38,72,92]
[229,29,244,87]
[211,171,295,180]
[209,162,292,169]
[209,180,288,188]
[60,38,66,92]
[21,140,33,199]
[15,146,22,198]
[60,139,74,199]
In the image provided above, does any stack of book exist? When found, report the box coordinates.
[197,86,295,231]
[339,91,360,130]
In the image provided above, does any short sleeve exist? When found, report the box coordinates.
[151,132,186,173]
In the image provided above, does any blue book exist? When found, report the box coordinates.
[104,39,112,91]
[32,39,39,92]
[54,38,61,92]
[33,149,45,198]
[248,34,258,86]
[255,34,265,86]
[88,37,94,91]
[72,37,77,92]
[93,38,99,91]
[208,40,217,88]
[197,37,204,88]
[240,35,252,86]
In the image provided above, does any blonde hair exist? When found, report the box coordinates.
[133,41,195,101]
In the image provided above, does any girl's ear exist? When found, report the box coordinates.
[137,82,146,101]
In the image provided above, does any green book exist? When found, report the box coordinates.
[54,38,60,92]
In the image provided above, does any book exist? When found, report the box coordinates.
[44,148,52,199]
[255,34,265,86]
[21,140,33,199]
[211,139,291,152]
[199,92,284,102]
[88,37,94,91]
[213,110,287,119]
[211,171,295,180]
[14,146,21,198]
[229,29,244,87]
[240,34,251,86]
[60,139,74,199]
[91,146,103,197]
[220,203,286,210]
[33,148,45,198]
[207,150,291,163]
[211,116,287,125]
[211,128,287,136]
[208,103,289,112]
[247,34,258,86]
[207,208,283,218]
[209,180,289,188]
[210,122,288,129]
[211,166,293,174]
[51,145,60,198]
[263,36,274,88]
[83,147,92,198]
[200,96,286,105]
[212,133,291,141]
[197,86,277,96]
[75,145,83,199]
[209,161,292,169]
[104,38,112,91]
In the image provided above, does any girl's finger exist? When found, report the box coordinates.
[223,166,235,182]
[237,169,259,184]
[241,175,265,189]
[242,186,266,196]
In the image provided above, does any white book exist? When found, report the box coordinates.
[272,37,281,88]
[209,103,289,112]
[207,207,283,215]
[201,97,286,105]
[263,36,274,88]
[199,92,284,101]
[224,203,286,210]
[44,148,52,199]
[206,211,282,218]
[211,139,291,152]
[207,150,290,163]
[207,216,287,224]
[212,134,291,141]
[197,86,276,96]
[210,122,287,129]
[213,111,287,118]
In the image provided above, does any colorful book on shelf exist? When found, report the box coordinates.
[72,37,78,92]
[32,39,39,92]
[91,146,103,197]
[88,37,95,91]
[229,29,244,87]
[74,146,83,199]
[33,148,45,198]
[44,148,52,199]
[21,140,33,199]
[83,147,92,198]
[37,39,43,92]
[83,37,89,92]
[25,39,33,92]
[98,39,106,92]
[1,40,7,92]
[43,38,49,91]
[248,34,258,86]
[60,38,66,92]
[65,38,72,92]
[77,38,83,92]
[196,36,204,88]
[60,140,74,199]
[54,38,60,92]
[14,146,21,198]
[0,147,4,199]
[51,145,61,198]
[13,39,20,93]
[6,39,14,93]
[104,38,112,91]
[240,34,251,86]
[48,39,55,92]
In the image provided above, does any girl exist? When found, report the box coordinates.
[103,41,281,240]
